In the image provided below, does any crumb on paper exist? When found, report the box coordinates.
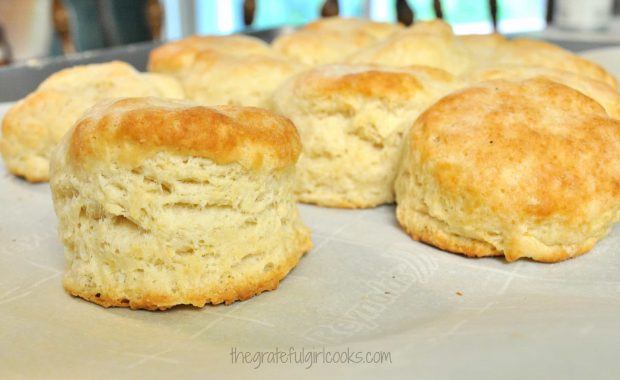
[456,291,463,296]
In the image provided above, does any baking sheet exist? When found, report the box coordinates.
[2,51,620,379]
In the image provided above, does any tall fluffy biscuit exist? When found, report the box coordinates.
[1,61,184,182]
[347,20,473,76]
[467,65,620,119]
[273,64,464,208]
[49,97,312,310]
[394,78,620,262]
[149,35,303,109]
[272,17,403,65]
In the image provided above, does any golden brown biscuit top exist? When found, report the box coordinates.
[411,78,620,222]
[148,34,274,74]
[282,64,461,103]
[67,97,301,171]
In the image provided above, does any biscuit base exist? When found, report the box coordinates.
[63,240,311,311]
[396,207,595,263]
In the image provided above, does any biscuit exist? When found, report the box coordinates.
[347,20,473,75]
[273,64,464,208]
[148,34,274,74]
[272,17,403,65]
[149,35,303,109]
[394,78,620,262]
[468,65,620,119]
[1,61,184,182]
[49,97,312,310]
[177,51,305,109]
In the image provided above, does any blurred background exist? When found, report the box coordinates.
[1,0,620,65]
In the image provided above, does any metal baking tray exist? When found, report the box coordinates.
[0,26,618,102]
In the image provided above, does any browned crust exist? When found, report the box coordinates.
[402,221,593,263]
[396,207,501,259]
[64,237,313,311]
[319,70,423,99]
[414,79,620,220]
[288,65,457,105]
[12,173,48,183]
[68,98,302,171]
